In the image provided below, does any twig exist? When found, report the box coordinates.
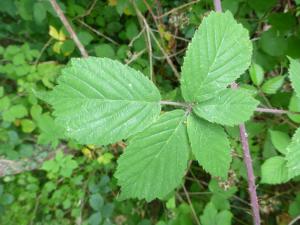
[151,29,189,42]
[157,0,201,18]
[149,31,180,78]
[76,20,120,46]
[49,0,89,57]
[125,49,147,65]
[212,1,261,225]
[29,194,41,225]
[132,1,154,81]
[133,0,180,79]
[153,47,186,60]
[182,185,201,225]
[128,28,146,47]
[255,107,291,114]
[288,215,300,225]
[34,38,53,66]
[75,0,98,19]
[142,17,154,81]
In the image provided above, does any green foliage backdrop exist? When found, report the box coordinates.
[1,0,300,225]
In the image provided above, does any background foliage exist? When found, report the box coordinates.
[1,0,300,224]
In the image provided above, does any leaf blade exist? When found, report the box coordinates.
[261,156,289,184]
[193,89,259,126]
[181,11,252,102]
[289,57,300,98]
[187,114,231,178]
[286,128,300,178]
[45,57,161,145]
[115,110,190,201]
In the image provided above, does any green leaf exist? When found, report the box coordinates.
[78,31,94,46]
[288,94,300,123]
[248,0,277,12]
[287,37,300,58]
[288,57,300,98]
[261,75,285,94]
[95,44,115,58]
[33,2,46,24]
[37,114,65,148]
[89,193,104,211]
[286,128,300,178]
[21,119,36,133]
[269,13,297,33]
[181,11,252,102]
[260,29,287,56]
[261,156,289,184]
[30,104,42,120]
[249,63,264,86]
[193,89,259,126]
[45,57,161,145]
[3,104,28,122]
[187,114,231,178]
[42,160,59,174]
[200,202,232,225]
[115,110,189,201]
[269,130,291,155]
[61,40,75,56]
[0,96,10,111]
[88,212,102,225]
[289,193,300,217]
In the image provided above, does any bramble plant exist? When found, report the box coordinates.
[42,10,300,203]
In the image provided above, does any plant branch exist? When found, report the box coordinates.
[182,185,201,225]
[212,1,261,225]
[288,215,300,225]
[157,0,201,19]
[213,0,222,12]
[76,20,119,46]
[238,124,261,225]
[256,107,290,114]
[133,0,180,79]
[49,0,89,57]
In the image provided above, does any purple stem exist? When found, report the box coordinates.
[213,0,222,12]
[238,124,261,225]
[212,1,261,225]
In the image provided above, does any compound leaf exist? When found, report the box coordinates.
[45,57,161,145]
[115,110,190,201]
[261,156,289,184]
[187,114,231,178]
[181,11,252,102]
[286,128,300,178]
[289,57,300,98]
[193,89,259,126]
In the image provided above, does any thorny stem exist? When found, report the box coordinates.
[238,124,261,225]
[212,1,261,225]
[49,0,89,58]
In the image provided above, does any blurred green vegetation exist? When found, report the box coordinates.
[0,0,300,224]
